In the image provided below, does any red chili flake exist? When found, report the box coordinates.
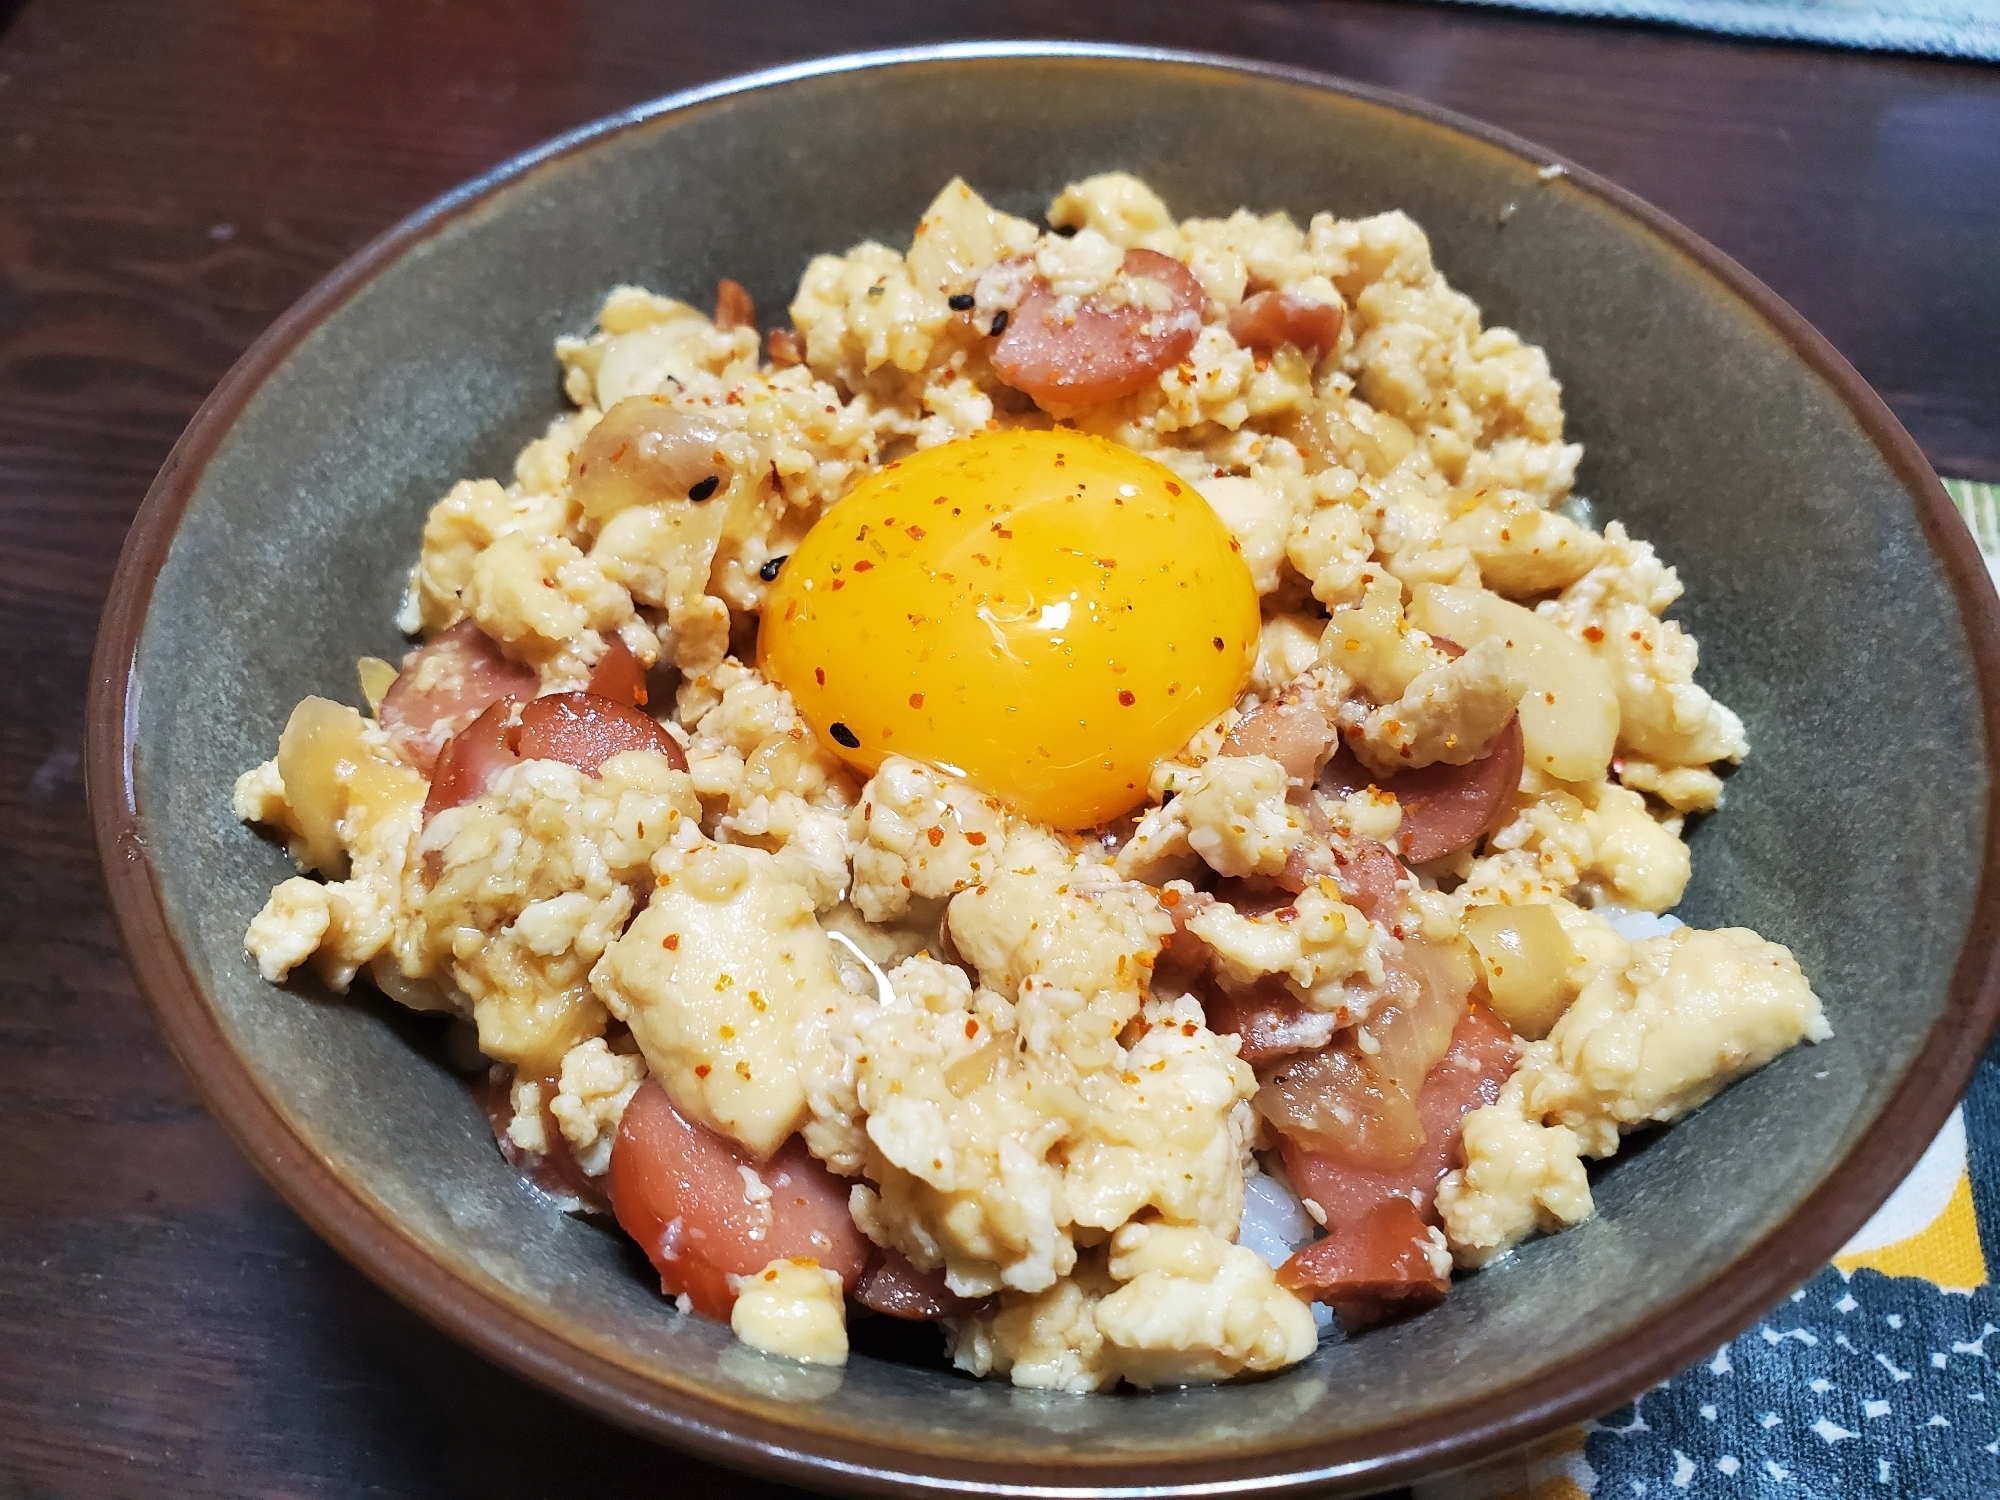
[1097,557,1117,569]
[815,667,826,686]
[1211,636,1224,650]
[1583,624,1605,643]
[663,934,680,950]
[964,1019,979,1038]
[965,831,987,846]
[909,692,925,708]
[1117,690,1136,706]
[854,559,874,572]
[906,524,926,540]
[926,826,945,847]
[1165,482,1182,495]
[831,578,845,591]
[694,1063,711,1078]
[991,523,1013,539]
[1160,887,1181,908]
[1181,1021,1198,1037]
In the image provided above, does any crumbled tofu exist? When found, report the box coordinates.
[243,876,332,983]
[1520,926,1830,1157]
[549,1037,648,1175]
[949,1224,1316,1392]
[1185,881,1380,1006]
[1347,634,1525,775]
[1435,1075,1593,1267]
[729,1257,849,1366]
[593,839,852,1157]
[1118,755,1303,882]
[507,1077,549,1155]
[461,531,636,685]
[847,757,1006,922]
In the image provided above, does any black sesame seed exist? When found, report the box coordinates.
[759,554,788,582]
[989,310,1009,337]
[829,722,860,749]
[947,292,975,311]
[688,474,720,502]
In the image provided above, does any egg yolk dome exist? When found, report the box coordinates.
[758,430,1259,829]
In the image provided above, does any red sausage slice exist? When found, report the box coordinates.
[1222,691,1338,785]
[853,1248,979,1321]
[1228,291,1345,359]
[425,692,686,818]
[1202,977,1341,1066]
[1279,1003,1518,1229]
[608,1080,868,1320]
[1317,717,1524,865]
[990,248,1205,409]
[424,698,524,819]
[586,634,649,707]
[379,619,539,774]
[1277,1197,1448,1333]
[1328,839,1405,921]
[1388,716,1524,863]
[515,692,685,776]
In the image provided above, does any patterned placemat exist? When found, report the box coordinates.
[1415,478,2000,1499]
[1436,0,2000,60]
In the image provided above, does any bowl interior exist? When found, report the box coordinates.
[118,48,1988,1494]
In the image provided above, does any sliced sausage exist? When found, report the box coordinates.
[1278,1002,1518,1229]
[424,698,524,819]
[1316,716,1524,864]
[1329,838,1405,922]
[585,634,649,707]
[515,692,685,776]
[608,1080,868,1321]
[379,619,539,774]
[1277,1197,1448,1333]
[989,247,1205,409]
[1221,691,1338,785]
[1202,976,1341,1066]
[1228,291,1344,360]
[853,1248,980,1321]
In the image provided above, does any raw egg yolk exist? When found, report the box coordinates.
[758,430,1259,829]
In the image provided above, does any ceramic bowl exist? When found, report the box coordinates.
[87,43,2000,1498]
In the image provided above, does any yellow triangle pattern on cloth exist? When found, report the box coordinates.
[1832,1104,1987,1291]
[1834,1169,1987,1289]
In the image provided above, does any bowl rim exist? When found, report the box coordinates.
[85,39,2000,1498]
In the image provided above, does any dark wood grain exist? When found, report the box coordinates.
[4,0,1995,1494]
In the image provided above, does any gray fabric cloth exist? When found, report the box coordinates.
[1442,0,2000,59]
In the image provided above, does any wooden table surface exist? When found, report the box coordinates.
[5,0,1996,1494]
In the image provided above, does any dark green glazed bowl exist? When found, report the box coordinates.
[87,43,2000,1498]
